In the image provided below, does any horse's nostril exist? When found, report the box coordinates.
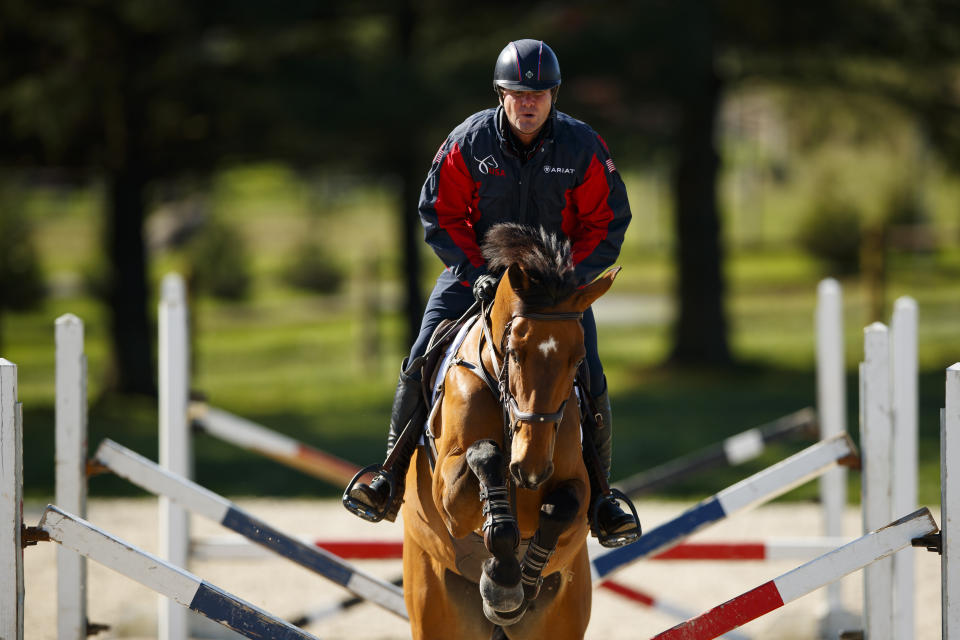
[510,461,554,489]
[540,462,554,483]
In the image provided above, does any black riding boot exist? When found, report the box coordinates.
[344,361,425,522]
[588,385,642,547]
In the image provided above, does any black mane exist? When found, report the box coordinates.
[481,223,576,308]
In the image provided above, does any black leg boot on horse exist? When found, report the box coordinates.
[466,439,524,626]
[343,360,426,523]
[581,378,642,548]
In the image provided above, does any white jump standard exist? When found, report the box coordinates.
[1,359,24,640]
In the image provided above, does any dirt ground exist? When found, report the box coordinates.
[21,498,942,640]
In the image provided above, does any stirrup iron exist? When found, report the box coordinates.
[590,488,641,548]
[342,463,399,523]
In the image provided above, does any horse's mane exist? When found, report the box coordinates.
[481,223,577,309]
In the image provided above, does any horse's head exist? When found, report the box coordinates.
[481,224,619,490]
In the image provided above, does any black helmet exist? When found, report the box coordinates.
[492,39,561,93]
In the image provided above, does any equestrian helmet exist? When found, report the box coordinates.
[493,39,561,94]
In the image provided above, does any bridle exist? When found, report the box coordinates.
[477,299,583,457]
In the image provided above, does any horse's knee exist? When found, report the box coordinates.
[467,439,506,483]
[538,485,580,538]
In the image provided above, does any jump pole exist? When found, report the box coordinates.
[0,359,24,640]
[650,507,938,640]
[38,506,323,640]
[92,438,407,619]
[54,315,89,640]
[188,404,359,488]
[192,536,850,563]
[614,407,818,498]
[3,361,322,640]
[590,433,858,581]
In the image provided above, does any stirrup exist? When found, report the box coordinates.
[590,488,641,548]
[342,463,398,523]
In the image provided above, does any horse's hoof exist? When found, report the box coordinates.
[480,572,524,612]
[482,599,528,626]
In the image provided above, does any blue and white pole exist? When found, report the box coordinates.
[39,506,323,640]
[94,439,407,619]
[591,433,857,581]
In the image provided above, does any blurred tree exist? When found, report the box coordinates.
[3,0,955,384]
[0,2,413,391]
[0,195,45,351]
[547,0,960,367]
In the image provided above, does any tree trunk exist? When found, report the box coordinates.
[668,41,732,366]
[400,164,424,348]
[396,1,423,349]
[105,167,156,395]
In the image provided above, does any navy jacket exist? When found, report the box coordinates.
[419,106,631,287]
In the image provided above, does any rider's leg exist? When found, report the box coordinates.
[345,270,475,521]
[582,308,641,542]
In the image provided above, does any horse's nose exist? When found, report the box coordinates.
[510,460,554,490]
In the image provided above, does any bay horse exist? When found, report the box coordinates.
[401,223,619,640]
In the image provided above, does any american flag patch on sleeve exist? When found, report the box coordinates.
[604,158,617,173]
[432,142,446,165]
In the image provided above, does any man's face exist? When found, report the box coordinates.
[500,89,552,143]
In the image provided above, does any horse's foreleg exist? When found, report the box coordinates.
[520,483,580,601]
[465,439,524,622]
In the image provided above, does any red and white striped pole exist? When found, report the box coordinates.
[651,508,937,640]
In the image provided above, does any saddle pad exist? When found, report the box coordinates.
[418,316,477,447]
[431,316,478,405]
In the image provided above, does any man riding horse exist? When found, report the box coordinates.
[344,38,640,546]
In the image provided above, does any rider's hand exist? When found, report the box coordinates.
[473,274,498,303]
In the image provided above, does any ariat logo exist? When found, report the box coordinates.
[544,165,575,175]
[474,154,505,176]
[525,70,534,79]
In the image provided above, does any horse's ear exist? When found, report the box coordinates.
[506,263,531,294]
[571,267,620,311]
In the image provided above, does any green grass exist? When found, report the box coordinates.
[4,163,960,509]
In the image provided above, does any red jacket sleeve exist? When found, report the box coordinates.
[561,135,631,284]
[419,140,486,285]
